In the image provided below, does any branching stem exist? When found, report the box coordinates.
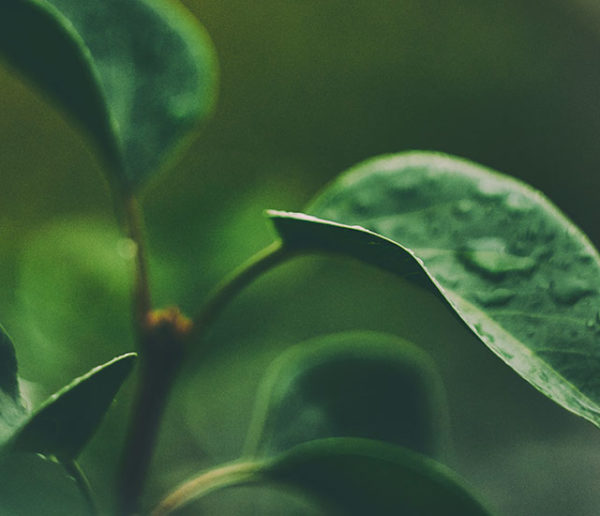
[190,240,294,346]
[117,230,293,514]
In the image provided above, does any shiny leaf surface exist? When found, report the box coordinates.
[269,151,600,428]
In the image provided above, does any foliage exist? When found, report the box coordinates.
[0,0,598,514]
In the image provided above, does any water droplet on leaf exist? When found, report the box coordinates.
[477,178,507,198]
[586,311,600,330]
[475,288,515,307]
[550,279,594,305]
[453,199,474,217]
[459,237,537,279]
[505,192,532,214]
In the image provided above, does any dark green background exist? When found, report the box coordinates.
[1,1,600,514]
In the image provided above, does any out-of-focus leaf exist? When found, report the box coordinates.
[10,353,136,460]
[263,438,490,515]
[268,151,600,428]
[245,332,446,459]
[16,218,135,385]
[153,438,491,516]
[0,326,26,446]
[0,0,117,167]
[0,319,21,401]
[0,0,217,190]
[0,453,88,515]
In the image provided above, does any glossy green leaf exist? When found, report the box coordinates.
[0,326,26,445]
[245,332,446,459]
[154,438,490,515]
[9,352,136,460]
[0,0,217,191]
[268,151,600,428]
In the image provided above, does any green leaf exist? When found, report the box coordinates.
[0,325,20,403]
[0,453,89,515]
[9,352,136,460]
[154,438,491,515]
[263,438,490,515]
[0,325,26,446]
[0,0,217,191]
[268,151,600,428]
[245,332,446,459]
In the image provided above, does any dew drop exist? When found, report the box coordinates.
[459,237,537,280]
[453,199,474,217]
[474,288,515,307]
[478,178,507,198]
[586,311,600,330]
[550,279,594,305]
[505,192,532,214]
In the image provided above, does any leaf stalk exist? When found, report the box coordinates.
[152,460,261,516]
[190,240,293,346]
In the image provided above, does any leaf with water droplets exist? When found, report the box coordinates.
[267,151,600,429]
[0,0,217,191]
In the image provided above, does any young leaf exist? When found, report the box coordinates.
[0,0,217,191]
[245,332,446,459]
[9,352,136,460]
[0,326,26,445]
[154,438,490,515]
[268,151,600,429]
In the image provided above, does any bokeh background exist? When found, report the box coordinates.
[2,0,600,514]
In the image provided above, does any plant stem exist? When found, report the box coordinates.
[118,239,293,514]
[190,240,293,345]
[118,191,161,515]
[152,461,261,516]
[63,458,98,516]
[124,194,152,330]
[117,318,186,515]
